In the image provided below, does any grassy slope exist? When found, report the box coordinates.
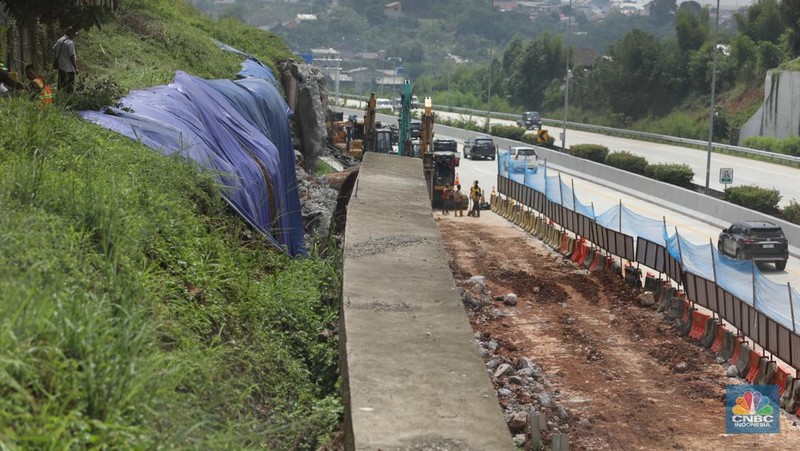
[0,1,340,449]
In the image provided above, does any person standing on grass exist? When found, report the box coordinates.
[53,26,79,93]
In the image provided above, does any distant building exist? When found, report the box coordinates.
[296,14,317,22]
[384,2,402,18]
[213,0,236,4]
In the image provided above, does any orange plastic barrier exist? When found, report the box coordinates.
[559,232,569,254]
[728,337,744,365]
[710,324,726,353]
[745,351,761,384]
[571,239,586,263]
[681,299,691,325]
[588,251,601,271]
[689,311,709,340]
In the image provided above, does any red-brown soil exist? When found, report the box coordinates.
[437,212,800,450]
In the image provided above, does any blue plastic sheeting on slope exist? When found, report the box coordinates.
[204,77,303,253]
[213,39,279,86]
[81,71,305,256]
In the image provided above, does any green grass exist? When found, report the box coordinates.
[315,161,337,176]
[1,0,341,448]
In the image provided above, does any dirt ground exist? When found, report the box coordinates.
[436,211,800,450]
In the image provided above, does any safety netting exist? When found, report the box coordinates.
[81,51,304,256]
[498,151,800,332]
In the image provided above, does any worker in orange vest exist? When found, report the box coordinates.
[25,64,54,105]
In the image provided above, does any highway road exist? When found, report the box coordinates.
[338,106,800,289]
[341,101,800,206]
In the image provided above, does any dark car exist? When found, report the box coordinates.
[463,135,496,160]
[433,138,458,153]
[718,221,789,270]
[410,121,422,139]
[516,111,542,130]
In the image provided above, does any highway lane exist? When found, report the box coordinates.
[338,106,800,287]
[341,102,800,207]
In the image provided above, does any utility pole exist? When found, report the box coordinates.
[562,0,573,151]
[705,0,721,189]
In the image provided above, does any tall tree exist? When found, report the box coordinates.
[598,29,683,117]
[675,3,709,53]
[650,0,677,26]
[507,33,565,109]
[0,0,117,28]
[735,0,782,44]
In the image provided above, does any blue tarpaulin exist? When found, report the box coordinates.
[81,68,305,256]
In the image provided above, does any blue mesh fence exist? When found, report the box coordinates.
[497,151,799,333]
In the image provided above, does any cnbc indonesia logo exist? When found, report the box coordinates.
[726,385,780,434]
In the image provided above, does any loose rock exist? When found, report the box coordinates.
[727,365,739,377]
[494,363,514,378]
[504,293,518,306]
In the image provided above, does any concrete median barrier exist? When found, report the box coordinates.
[744,351,761,382]
[754,359,777,385]
[776,367,791,396]
[657,283,675,313]
[678,299,693,335]
[719,331,736,360]
[780,377,798,412]
[700,318,718,349]
[733,343,752,378]
[583,248,595,269]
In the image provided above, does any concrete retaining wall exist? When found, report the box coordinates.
[341,153,513,450]
[740,70,800,143]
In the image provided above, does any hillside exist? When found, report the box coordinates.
[0,1,340,449]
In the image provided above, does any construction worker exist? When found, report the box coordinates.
[469,180,482,218]
[441,184,451,215]
[454,184,465,217]
[1,62,24,98]
[25,65,54,105]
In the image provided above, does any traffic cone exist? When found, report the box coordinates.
[454,172,460,186]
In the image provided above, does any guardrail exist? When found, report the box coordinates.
[340,94,800,165]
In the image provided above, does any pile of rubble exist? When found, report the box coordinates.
[460,275,587,448]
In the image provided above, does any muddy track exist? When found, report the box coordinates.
[437,213,800,450]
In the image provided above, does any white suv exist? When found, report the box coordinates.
[508,146,539,171]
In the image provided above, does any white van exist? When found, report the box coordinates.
[375,98,393,111]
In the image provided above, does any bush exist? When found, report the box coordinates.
[742,136,780,152]
[782,199,800,225]
[725,185,782,215]
[604,151,649,175]
[569,144,609,163]
[645,163,695,188]
[490,125,526,141]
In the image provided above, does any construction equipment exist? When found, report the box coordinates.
[326,94,392,160]
[419,97,460,208]
[362,93,393,155]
